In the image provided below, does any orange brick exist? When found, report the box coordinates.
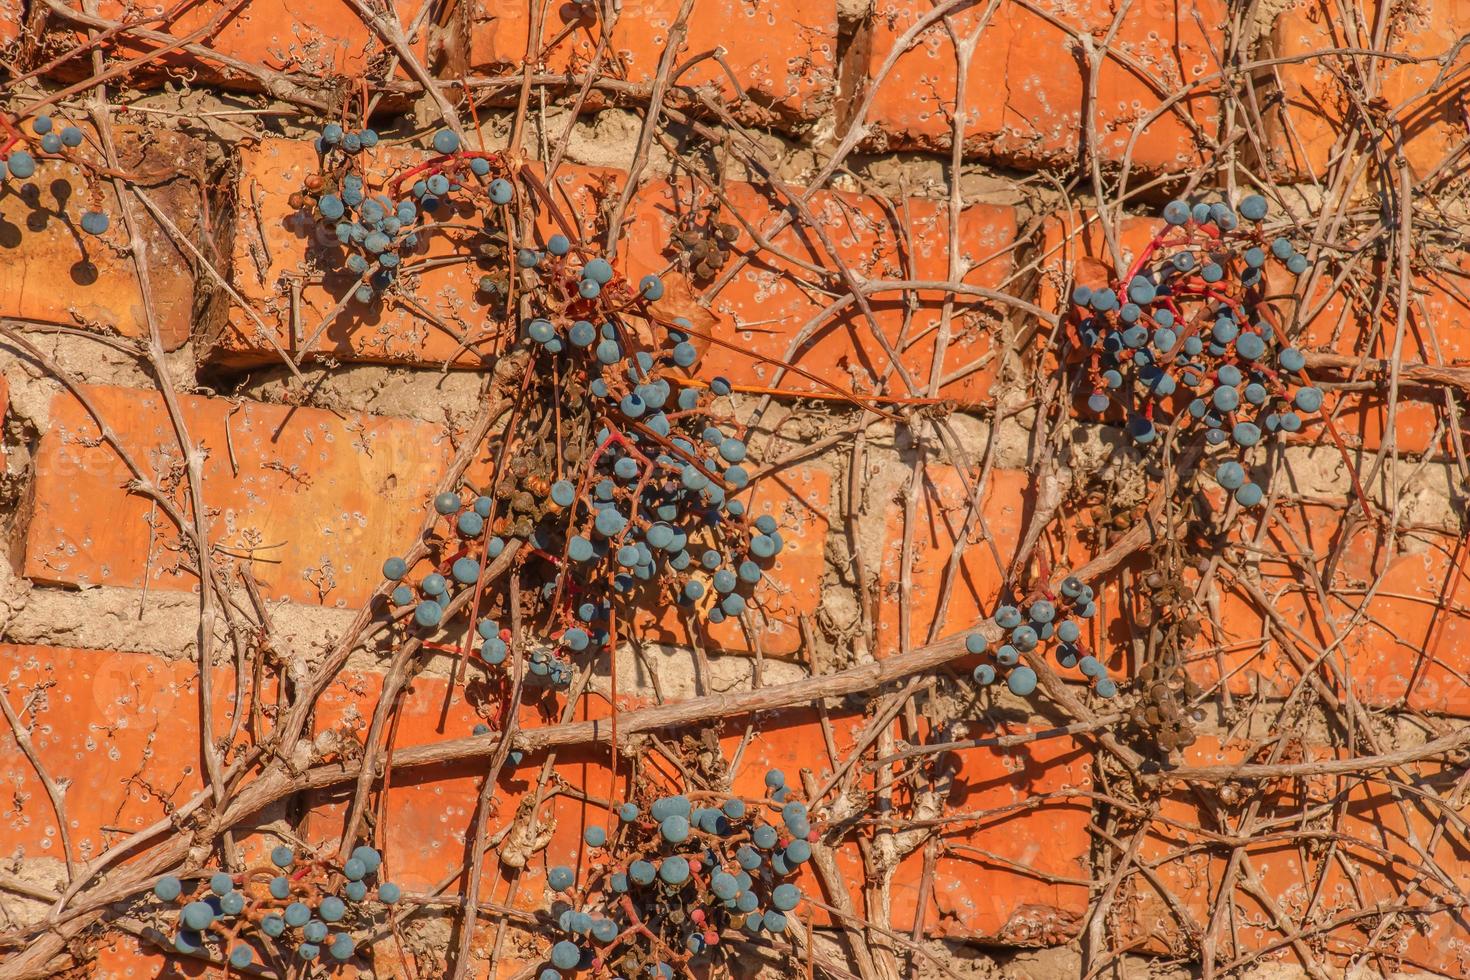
[623,180,1016,403]
[467,0,837,125]
[90,930,210,979]
[1270,260,1470,457]
[0,644,248,865]
[0,126,201,351]
[1037,211,1158,319]
[310,666,620,896]
[206,137,627,369]
[47,0,425,93]
[862,0,1224,171]
[1192,505,1470,714]
[22,383,451,607]
[1119,737,1468,968]
[0,0,21,43]
[874,466,1118,668]
[1266,0,1470,182]
[632,463,831,659]
[734,714,1092,940]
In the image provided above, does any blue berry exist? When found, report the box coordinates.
[79,211,109,236]
[1162,200,1190,225]
[1215,461,1246,490]
[549,865,574,891]
[1294,386,1323,412]
[659,856,690,884]
[181,901,215,930]
[1006,666,1038,696]
[432,129,460,153]
[329,935,356,961]
[973,663,996,685]
[153,876,182,902]
[8,151,37,179]
[378,882,402,904]
[583,258,613,284]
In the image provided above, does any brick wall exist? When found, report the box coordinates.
[1,1,1468,978]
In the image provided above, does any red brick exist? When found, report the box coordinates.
[22,383,451,607]
[732,713,1092,940]
[310,666,620,896]
[311,670,1092,946]
[206,137,627,369]
[862,0,1224,171]
[1270,261,1470,457]
[1119,736,1468,968]
[467,0,838,125]
[46,0,425,93]
[0,126,202,351]
[874,466,1118,669]
[1193,505,1470,715]
[0,644,245,865]
[624,180,1017,404]
[1266,0,1470,181]
[633,463,831,659]
[0,0,21,43]
[90,931,210,979]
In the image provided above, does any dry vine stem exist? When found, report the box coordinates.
[1,0,1469,979]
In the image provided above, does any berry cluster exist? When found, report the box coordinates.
[294,126,508,304]
[533,769,811,978]
[150,845,401,969]
[1070,194,1324,507]
[362,143,785,696]
[1,114,110,235]
[966,575,1117,698]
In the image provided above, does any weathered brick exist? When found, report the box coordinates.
[0,126,203,351]
[1118,736,1468,968]
[311,665,622,897]
[1194,505,1470,715]
[22,383,451,607]
[862,0,1224,171]
[0,643,241,864]
[207,137,627,370]
[467,0,838,125]
[46,0,424,93]
[624,180,1017,403]
[874,465,1116,668]
[1266,0,1470,181]
[0,0,21,43]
